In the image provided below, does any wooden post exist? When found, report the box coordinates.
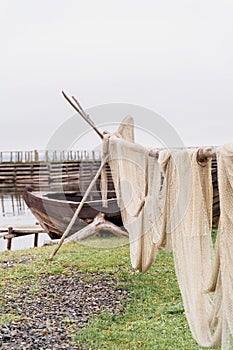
[49,154,109,260]
[34,232,38,247]
[45,151,49,162]
[52,151,57,161]
[7,227,13,250]
[60,151,64,161]
[34,150,39,162]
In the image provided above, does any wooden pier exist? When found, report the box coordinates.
[0,150,102,191]
[0,225,45,250]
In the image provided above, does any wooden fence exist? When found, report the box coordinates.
[0,150,101,163]
[0,150,103,191]
[0,160,106,191]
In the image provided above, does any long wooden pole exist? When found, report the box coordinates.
[148,147,217,160]
[62,91,103,139]
[49,155,109,259]
[196,147,216,161]
[71,95,86,115]
[71,95,101,137]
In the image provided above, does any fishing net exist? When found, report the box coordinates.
[213,144,233,349]
[102,117,233,348]
[107,137,164,272]
[160,149,221,347]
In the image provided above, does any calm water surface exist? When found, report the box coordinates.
[0,191,51,252]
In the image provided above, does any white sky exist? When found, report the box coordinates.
[0,0,233,151]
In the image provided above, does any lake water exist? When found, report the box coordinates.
[0,191,51,252]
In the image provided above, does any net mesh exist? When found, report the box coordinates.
[102,118,233,349]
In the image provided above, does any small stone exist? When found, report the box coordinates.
[2,334,11,341]
[80,318,88,323]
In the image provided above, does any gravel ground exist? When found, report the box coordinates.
[0,268,128,350]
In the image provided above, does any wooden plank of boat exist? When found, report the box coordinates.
[23,187,122,240]
[0,224,44,232]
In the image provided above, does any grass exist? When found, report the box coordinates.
[0,237,219,350]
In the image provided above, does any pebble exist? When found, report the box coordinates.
[0,269,127,349]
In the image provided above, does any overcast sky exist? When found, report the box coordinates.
[0,0,233,151]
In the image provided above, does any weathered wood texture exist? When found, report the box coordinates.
[23,186,122,240]
[0,225,45,250]
[43,213,128,246]
[49,155,109,259]
[65,213,128,241]
[0,159,112,192]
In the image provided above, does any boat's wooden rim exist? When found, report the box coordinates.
[26,190,117,206]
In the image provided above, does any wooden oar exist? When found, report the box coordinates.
[62,91,103,139]
[49,154,109,260]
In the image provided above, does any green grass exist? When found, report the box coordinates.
[0,237,220,350]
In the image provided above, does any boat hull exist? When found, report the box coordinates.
[23,188,122,239]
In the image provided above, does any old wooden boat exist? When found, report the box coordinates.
[23,187,122,239]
